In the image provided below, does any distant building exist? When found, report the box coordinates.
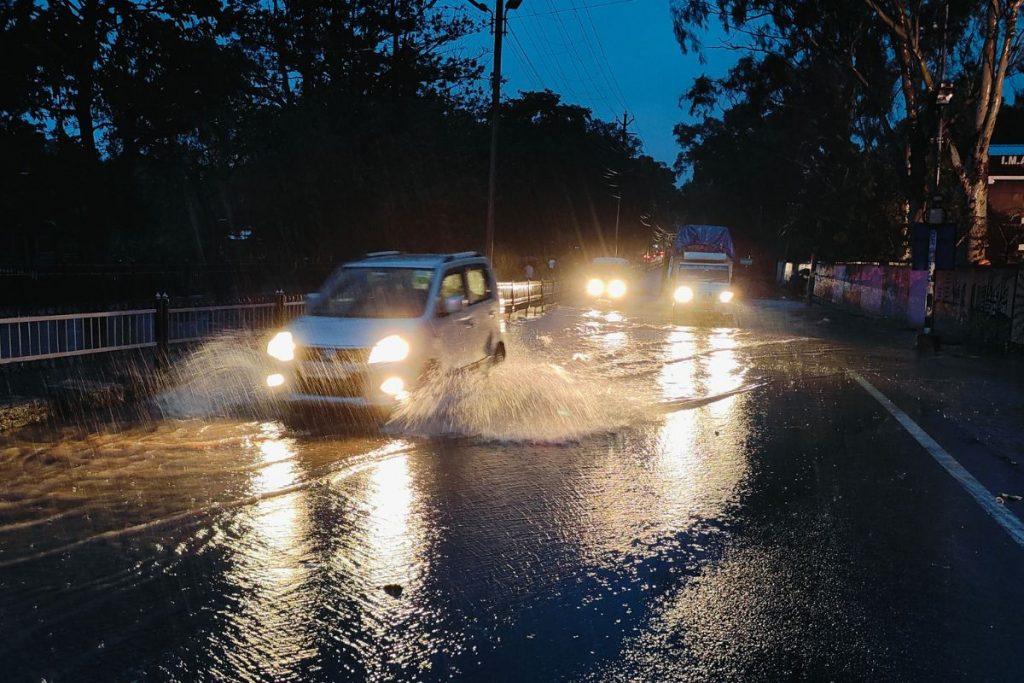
[988,143,1024,263]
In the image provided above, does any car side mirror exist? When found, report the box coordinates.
[441,294,464,315]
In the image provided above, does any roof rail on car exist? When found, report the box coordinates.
[445,251,484,261]
[364,250,402,258]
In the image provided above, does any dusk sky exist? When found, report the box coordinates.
[458,0,738,170]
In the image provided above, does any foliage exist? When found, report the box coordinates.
[671,0,1024,263]
[0,0,680,283]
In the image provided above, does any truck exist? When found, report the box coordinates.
[664,224,737,311]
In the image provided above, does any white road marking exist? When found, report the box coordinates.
[849,370,1024,548]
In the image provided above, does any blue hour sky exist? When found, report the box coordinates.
[456,1,1024,173]
[456,0,739,171]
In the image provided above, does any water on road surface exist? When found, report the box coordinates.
[2,299,1023,681]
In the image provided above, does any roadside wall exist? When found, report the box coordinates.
[814,262,1024,348]
[812,263,927,326]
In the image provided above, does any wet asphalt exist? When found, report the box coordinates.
[1,296,1023,682]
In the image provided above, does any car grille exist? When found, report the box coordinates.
[294,371,366,397]
[298,346,370,364]
[294,346,370,397]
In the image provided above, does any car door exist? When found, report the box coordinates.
[463,264,498,363]
[432,266,471,369]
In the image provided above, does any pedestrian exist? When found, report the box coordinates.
[524,263,534,280]
[547,258,556,273]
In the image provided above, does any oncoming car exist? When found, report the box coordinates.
[264,251,506,411]
[584,256,631,302]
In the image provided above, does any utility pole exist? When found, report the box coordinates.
[471,0,522,262]
[919,3,953,350]
[613,110,633,257]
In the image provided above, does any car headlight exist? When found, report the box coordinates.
[368,334,410,364]
[586,278,605,297]
[607,279,626,299]
[267,331,295,361]
[673,286,694,303]
[719,290,734,303]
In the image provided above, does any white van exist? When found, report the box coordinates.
[264,251,506,409]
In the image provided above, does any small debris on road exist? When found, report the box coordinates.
[382,584,404,599]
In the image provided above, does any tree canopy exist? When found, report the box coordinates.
[671,0,1024,264]
[0,0,680,287]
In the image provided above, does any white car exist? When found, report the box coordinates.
[264,251,506,409]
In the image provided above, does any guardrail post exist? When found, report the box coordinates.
[155,292,169,369]
[274,289,286,327]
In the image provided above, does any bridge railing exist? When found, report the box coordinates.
[1,281,557,365]
[0,309,157,364]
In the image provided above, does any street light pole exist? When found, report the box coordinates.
[472,0,522,263]
[484,0,504,263]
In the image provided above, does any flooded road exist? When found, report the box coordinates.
[2,300,1023,681]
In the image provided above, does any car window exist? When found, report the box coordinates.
[311,267,432,318]
[439,269,466,302]
[465,267,492,305]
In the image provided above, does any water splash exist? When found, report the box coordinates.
[154,335,272,419]
[387,353,646,443]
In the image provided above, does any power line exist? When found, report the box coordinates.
[569,0,651,150]
[541,0,619,120]
[512,0,636,18]
[577,3,630,113]
[513,12,584,102]
[507,25,546,91]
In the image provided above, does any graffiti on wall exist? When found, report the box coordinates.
[816,263,1022,347]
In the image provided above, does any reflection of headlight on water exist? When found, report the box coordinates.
[607,279,626,298]
[586,278,605,297]
[267,331,295,361]
[719,290,735,303]
[369,335,410,364]
[673,286,694,303]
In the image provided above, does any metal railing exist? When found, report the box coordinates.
[499,279,559,316]
[1,281,559,365]
[168,303,277,344]
[0,309,157,364]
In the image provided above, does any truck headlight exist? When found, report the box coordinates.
[607,279,626,298]
[719,290,734,303]
[586,278,605,297]
[267,331,295,361]
[674,286,694,303]
[368,335,410,364]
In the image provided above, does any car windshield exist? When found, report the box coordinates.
[590,263,630,277]
[676,264,730,282]
[311,267,433,318]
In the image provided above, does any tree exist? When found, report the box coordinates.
[674,51,904,263]
[671,0,1024,263]
[863,0,1024,262]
